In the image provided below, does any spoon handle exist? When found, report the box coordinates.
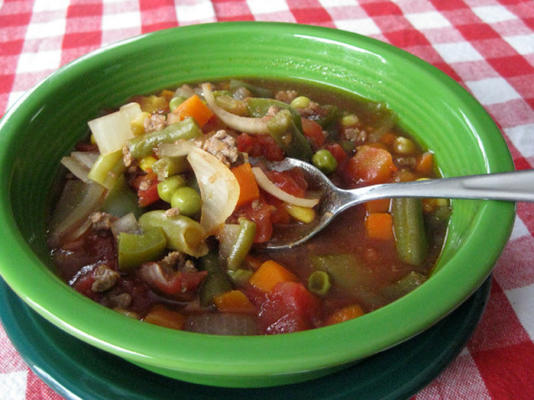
[342,169,534,207]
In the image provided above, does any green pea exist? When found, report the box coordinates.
[290,96,310,109]
[157,175,186,203]
[169,96,186,112]
[171,186,201,216]
[312,149,338,174]
[392,136,417,155]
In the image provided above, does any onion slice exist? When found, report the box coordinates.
[158,140,198,158]
[251,167,320,208]
[201,83,270,135]
[187,147,240,235]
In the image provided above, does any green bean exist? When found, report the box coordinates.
[381,271,426,300]
[102,175,142,218]
[170,186,201,217]
[310,253,373,294]
[392,198,429,266]
[226,218,256,271]
[127,117,202,159]
[312,149,337,174]
[152,156,189,181]
[227,268,253,286]
[198,252,233,306]
[138,210,208,257]
[157,175,187,203]
[307,270,331,296]
[314,104,339,128]
[118,227,167,271]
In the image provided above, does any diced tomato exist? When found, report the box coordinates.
[301,118,325,148]
[138,262,208,299]
[237,199,274,243]
[343,145,397,186]
[324,143,348,170]
[264,194,291,224]
[236,133,284,161]
[258,281,320,334]
[133,173,160,207]
[265,169,307,198]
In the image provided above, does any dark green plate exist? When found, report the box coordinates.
[0,278,490,400]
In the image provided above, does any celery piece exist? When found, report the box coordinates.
[101,175,141,218]
[127,117,202,159]
[392,198,429,266]
[88,149,125,190]
[138,210,208,257]
[118,227,167,271]
[246,98,312,160]
[198,252,233,306]
[381,271,427,301]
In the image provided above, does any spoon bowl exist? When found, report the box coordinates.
[262,158,534,250]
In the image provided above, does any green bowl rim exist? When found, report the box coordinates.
[0,22,515,377]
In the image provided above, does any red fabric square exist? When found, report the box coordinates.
[457,23,499,40]
[471,342,534,400]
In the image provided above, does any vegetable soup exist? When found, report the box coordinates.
[48,79,450,335]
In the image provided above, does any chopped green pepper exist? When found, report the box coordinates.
[101,175,141,218]
[310,253,373,294]
[118,227,167,271]
[88,149,125,190]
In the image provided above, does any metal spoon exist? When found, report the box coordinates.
[261,158,534,250]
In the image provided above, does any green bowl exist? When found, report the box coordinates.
[0,22,514,388]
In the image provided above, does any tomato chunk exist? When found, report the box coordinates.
[265,169,307,198]
[236,133,284,161]
[344,145,397,185]
[133,173,160,207]
[301,118,325,148]
[258,281,320,334]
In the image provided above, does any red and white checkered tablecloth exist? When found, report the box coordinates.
[1,0,533,399]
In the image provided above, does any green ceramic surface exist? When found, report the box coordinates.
[0,22,514,387]
[0,277,491,399]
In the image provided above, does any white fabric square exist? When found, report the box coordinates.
[504,34,534,56]
[175,0,215,22]
[335,19,381,36]
[504,123,534,158]
[16,50,61,73]
[433,42,483,63]
[510,215,529,241]
[472,5,516,24]
[505,283,534,341]
[0,371,27,400]
[32,0,69,12]
[6,91,26,111]
[405,11,451,30]
[247,0,288,14]
[318,0,358,7]
[25,19,66,39]
[466,77,521,105]
[102,11,141,31]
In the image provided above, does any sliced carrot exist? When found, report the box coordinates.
[173,94,214,127]
[365,212,394,240]
[143,304,185,330]
[345,145,397,185]
[326,304,365,326]
[249,260,298,293]
[231,162,260,207]
[214,290,256,313]
[415,152,434,175]
[365,198,390,214]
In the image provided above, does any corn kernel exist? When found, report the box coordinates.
[285,204,316,223]
[140,156,157,172]
[130,111,150,136]
[90,134,96,144]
